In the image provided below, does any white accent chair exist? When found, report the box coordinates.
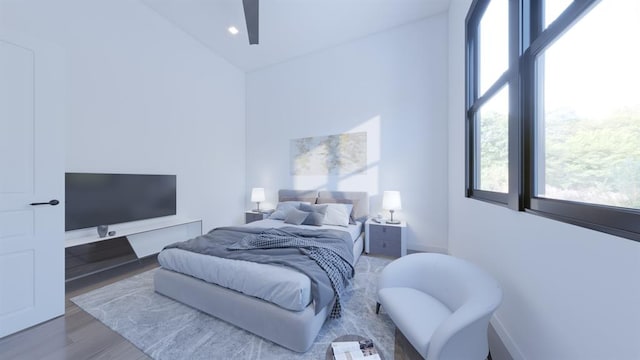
[377,253,502,360]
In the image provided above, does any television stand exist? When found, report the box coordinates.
[65,236,138,281]
[64,218,201,281]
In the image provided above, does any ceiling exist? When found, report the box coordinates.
[142,0,451,72]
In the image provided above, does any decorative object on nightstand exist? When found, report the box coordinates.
[251,187,265,212]
[365,219,407,257]
[382,191,401,224]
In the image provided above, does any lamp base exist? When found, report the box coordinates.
[386,209,400,224]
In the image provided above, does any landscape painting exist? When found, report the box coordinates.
[290,132,367,175]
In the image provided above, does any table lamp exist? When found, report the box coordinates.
[382,190,402,224]
[251,187,265,212]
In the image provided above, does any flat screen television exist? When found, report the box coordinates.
[65,173,177,231]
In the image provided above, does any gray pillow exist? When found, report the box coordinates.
[297,203,327,226]
[302,212,325,226]
[299,203,328,215]
[269,201,305,220]
[284,208,309,225]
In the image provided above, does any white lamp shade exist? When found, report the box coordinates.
[251,188,265,202]
[382,191,402,210]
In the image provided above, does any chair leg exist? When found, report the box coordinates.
[376,302,381,314]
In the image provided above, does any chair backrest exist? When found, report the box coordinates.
[422,254,502,360]
[378,253,502,360]
[422,254,501,312]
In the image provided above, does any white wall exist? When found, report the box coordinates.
[0,0,247,232]
[245,14,450,252]
[448,1,640,359]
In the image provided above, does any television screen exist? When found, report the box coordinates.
[65,173,177,231]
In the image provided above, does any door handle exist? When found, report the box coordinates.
[30,199,60,206]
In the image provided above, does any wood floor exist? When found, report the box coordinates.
[0,258,158,360]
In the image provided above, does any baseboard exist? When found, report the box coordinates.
[407,246,448,254]
[489,314,526,360]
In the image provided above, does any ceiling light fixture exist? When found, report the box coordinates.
[228,26,239,35]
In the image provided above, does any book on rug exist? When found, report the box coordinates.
[332,339,380,360]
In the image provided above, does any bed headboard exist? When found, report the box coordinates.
[278,189,318,204]
[278,189,369,223]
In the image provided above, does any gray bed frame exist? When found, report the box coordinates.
[153,190,369,352]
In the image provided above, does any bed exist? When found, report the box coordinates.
[153,190,369,352]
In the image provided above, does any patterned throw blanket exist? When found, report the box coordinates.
[228,228,354,318]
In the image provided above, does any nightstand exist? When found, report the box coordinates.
[365,219,407,257]
[245,211,268,224]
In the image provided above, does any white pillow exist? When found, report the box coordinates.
[268,201,310,220]
[323,203,353,227]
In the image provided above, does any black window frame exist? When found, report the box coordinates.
[465,0,521,209]
[466,0,640,242]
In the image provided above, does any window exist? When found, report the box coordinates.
[543,0,573,28]
[478,0,508,94]
[467,0,640,242]
[466,0,513,206]
[477,85,509,193]
[535,0,640,209]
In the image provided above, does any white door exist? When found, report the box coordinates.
[0,33,65,338]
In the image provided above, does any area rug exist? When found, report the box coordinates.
[71,255,394,360]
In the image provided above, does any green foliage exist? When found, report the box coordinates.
[478,110,508,192]
[544,107,640,208]
[478,106,640,209]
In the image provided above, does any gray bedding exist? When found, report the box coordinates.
[164,226,354,316]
